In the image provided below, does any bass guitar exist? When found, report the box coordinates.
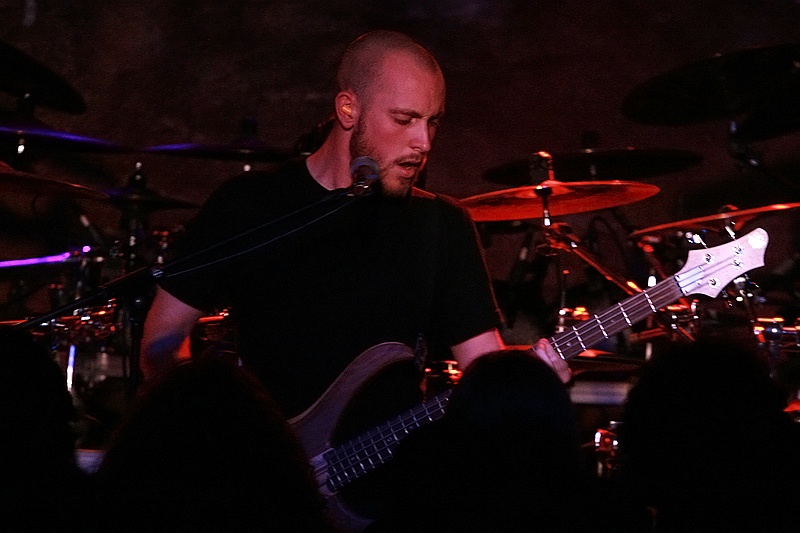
[289,227,769,531]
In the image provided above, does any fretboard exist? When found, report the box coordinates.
[550,275,683,361]
[322,391,451,492]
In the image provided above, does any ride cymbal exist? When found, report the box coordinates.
[483,147,703,186]
[630,202,800,237]
[622,42,800,126]
[143,139,293,162]
[461,180,660,222]
[0,160,108,201]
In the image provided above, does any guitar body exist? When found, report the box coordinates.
[289,343,417,532]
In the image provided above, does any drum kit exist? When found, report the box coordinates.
[0,41,294,444]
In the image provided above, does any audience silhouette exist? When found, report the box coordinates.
[0,328,89,532]
[367,349,591,532]
[91,357,335,532]
[618,337,800,532]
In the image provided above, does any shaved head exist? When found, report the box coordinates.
[336,30,443,104]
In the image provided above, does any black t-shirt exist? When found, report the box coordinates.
[159,158,501,417]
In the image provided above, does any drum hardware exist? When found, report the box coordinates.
[593,420,622,479]
[422,359,462,398]
[104,162,198,274]
[191,309,239,365]
[753,316,800,378]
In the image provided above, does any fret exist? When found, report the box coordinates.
[618,302,632,326]
[551,338,565,360]
[644,292,656,312]
[594,314,608,339]
[572,325,586,350]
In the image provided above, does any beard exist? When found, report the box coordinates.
[349,118,421,198]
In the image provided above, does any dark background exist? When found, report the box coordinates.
[1,0,799,328]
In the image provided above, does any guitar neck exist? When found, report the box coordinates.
[322,390,452,493]
[550,275,682,361]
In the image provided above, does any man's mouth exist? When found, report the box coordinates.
[396,159,423,174]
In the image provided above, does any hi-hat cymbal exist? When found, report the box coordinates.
[0,41,86,114]
[461,180,660,222]
[143,138,293,162]
[0,160,108,201]
[0,116,132,153]
[630,202,800,237]
[104,186,199,212]
[483,147,703,186]
[622,42,800,127]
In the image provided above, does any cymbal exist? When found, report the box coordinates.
[483,147,703,186]
[731,69,800,141]
[0,160,108,201]
[622,42,800,126]
[630,202,800,237]
[0,117,132,153]
[0,41,86,114]
[104,186,199,212]
[143,138,293,162]
[461,180,660,222]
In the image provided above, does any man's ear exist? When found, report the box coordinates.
[335,91,357,129]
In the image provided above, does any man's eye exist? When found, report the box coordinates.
[394,117,412,125]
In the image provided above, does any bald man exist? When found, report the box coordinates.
[141,29,568,419]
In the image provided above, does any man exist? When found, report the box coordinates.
[141,30,569,420]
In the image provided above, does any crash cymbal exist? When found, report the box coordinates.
[622,42,800,126]
[483,148,703,186]
[462,180,660,222]
[0,41,86,114]
[143,138,293,162]
[0,116,132,153]
[0,160,108,201]
[630,202,800,237]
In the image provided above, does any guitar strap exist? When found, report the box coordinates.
[409,191,442,375]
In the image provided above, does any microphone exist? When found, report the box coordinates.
[349,156,380,197]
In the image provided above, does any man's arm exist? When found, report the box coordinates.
[451,328,572,383]
[140,286,205,382]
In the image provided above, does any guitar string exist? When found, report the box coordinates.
[551,275,682,360]
[557,257,745,359]
[326,393,450,482]
[324,392,452,489]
